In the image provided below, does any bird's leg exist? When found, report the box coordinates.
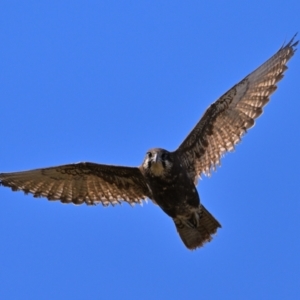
[176,211,201,229]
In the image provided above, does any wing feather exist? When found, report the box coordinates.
[0,162,151,206]
[176,35,298,181]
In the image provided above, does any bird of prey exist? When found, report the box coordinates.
[0,36,298,250]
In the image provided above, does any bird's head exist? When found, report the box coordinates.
[142,148,173,177]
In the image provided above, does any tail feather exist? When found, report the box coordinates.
[174,205,221,250]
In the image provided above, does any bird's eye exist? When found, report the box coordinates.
[161,153,168,161]
[147,152,152,158]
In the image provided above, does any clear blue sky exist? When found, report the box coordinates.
[0,1,299,299]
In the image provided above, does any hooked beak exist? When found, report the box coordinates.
[152,153,159,163]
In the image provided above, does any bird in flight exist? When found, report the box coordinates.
[0,35,298,250]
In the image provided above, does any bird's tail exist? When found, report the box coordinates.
[174,205,221,250]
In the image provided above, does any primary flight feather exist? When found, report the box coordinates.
[0,35,298,250]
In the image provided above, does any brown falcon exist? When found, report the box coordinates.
[0,36,298,250]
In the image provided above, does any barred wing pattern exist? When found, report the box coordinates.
[0,162,151,206]
[176,36,298,180]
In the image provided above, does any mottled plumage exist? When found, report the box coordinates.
[0,36,298,250]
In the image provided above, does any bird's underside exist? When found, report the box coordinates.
[0,35,298,250]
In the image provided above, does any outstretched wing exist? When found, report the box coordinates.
[176,35,298,181]
[0,162,151,206]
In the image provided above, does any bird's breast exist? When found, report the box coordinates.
[149,163,165,177]
[147,171,200,218]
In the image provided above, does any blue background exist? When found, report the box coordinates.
[0,1,299,299]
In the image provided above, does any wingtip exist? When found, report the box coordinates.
[282,33,299,49]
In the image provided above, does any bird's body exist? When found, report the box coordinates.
[140,148,197,219]
[139,148,221,248]
[0,35,298,250]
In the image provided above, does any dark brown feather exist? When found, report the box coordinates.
[175,205,221,249]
